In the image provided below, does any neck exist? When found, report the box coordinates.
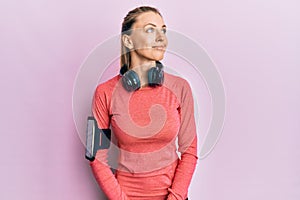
[129,55,156,88]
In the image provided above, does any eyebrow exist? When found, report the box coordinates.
[144,23,167,28]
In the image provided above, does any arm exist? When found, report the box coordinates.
[90,151,129,200]
[167,80,198,200]
[90,85,129,200]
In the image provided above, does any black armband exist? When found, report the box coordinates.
[85,116,111,161]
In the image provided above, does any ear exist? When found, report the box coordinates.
[122,34,134,50]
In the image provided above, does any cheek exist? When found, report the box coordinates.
[132,36,155,49]
[165,37,168,47]
[135,48,153,57]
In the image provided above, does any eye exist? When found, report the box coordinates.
[145,27,155,33]
[161,28,167,34]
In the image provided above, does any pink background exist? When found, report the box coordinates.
[1,0,299,199]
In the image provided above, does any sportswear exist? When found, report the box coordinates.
[90,72,198,200]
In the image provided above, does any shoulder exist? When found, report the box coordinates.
[163,72,194,107]
[164,72,192,93]
[94,74,121,95]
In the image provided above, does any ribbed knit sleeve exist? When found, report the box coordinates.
[90,152,129,200]
[90,84,129,200]
[89,74,198,199]
[167,79,198,200]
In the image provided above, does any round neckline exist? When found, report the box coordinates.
[137,86,152,91]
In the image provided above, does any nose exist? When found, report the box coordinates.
[155,29,166,42]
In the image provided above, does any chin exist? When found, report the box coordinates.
[151,52,165,61]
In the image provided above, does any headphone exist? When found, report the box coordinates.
[120,61,164,92]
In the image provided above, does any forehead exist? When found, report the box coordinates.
[132,11,165,28]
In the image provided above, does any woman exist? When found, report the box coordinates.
[90,6,198,200]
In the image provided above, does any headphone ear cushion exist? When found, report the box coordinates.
[121,70,141,92]
[148,66,164,87]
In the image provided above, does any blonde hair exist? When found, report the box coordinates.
[120,6,162,71]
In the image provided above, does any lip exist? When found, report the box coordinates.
[152,45,166,50]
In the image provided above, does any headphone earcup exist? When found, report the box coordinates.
[148,66,164,87]
[121,70,141,92]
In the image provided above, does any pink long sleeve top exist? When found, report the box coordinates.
[90,72,198,200]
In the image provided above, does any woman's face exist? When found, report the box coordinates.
[127,11,168,62]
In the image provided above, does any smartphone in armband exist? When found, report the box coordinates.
[85,116,111,161]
